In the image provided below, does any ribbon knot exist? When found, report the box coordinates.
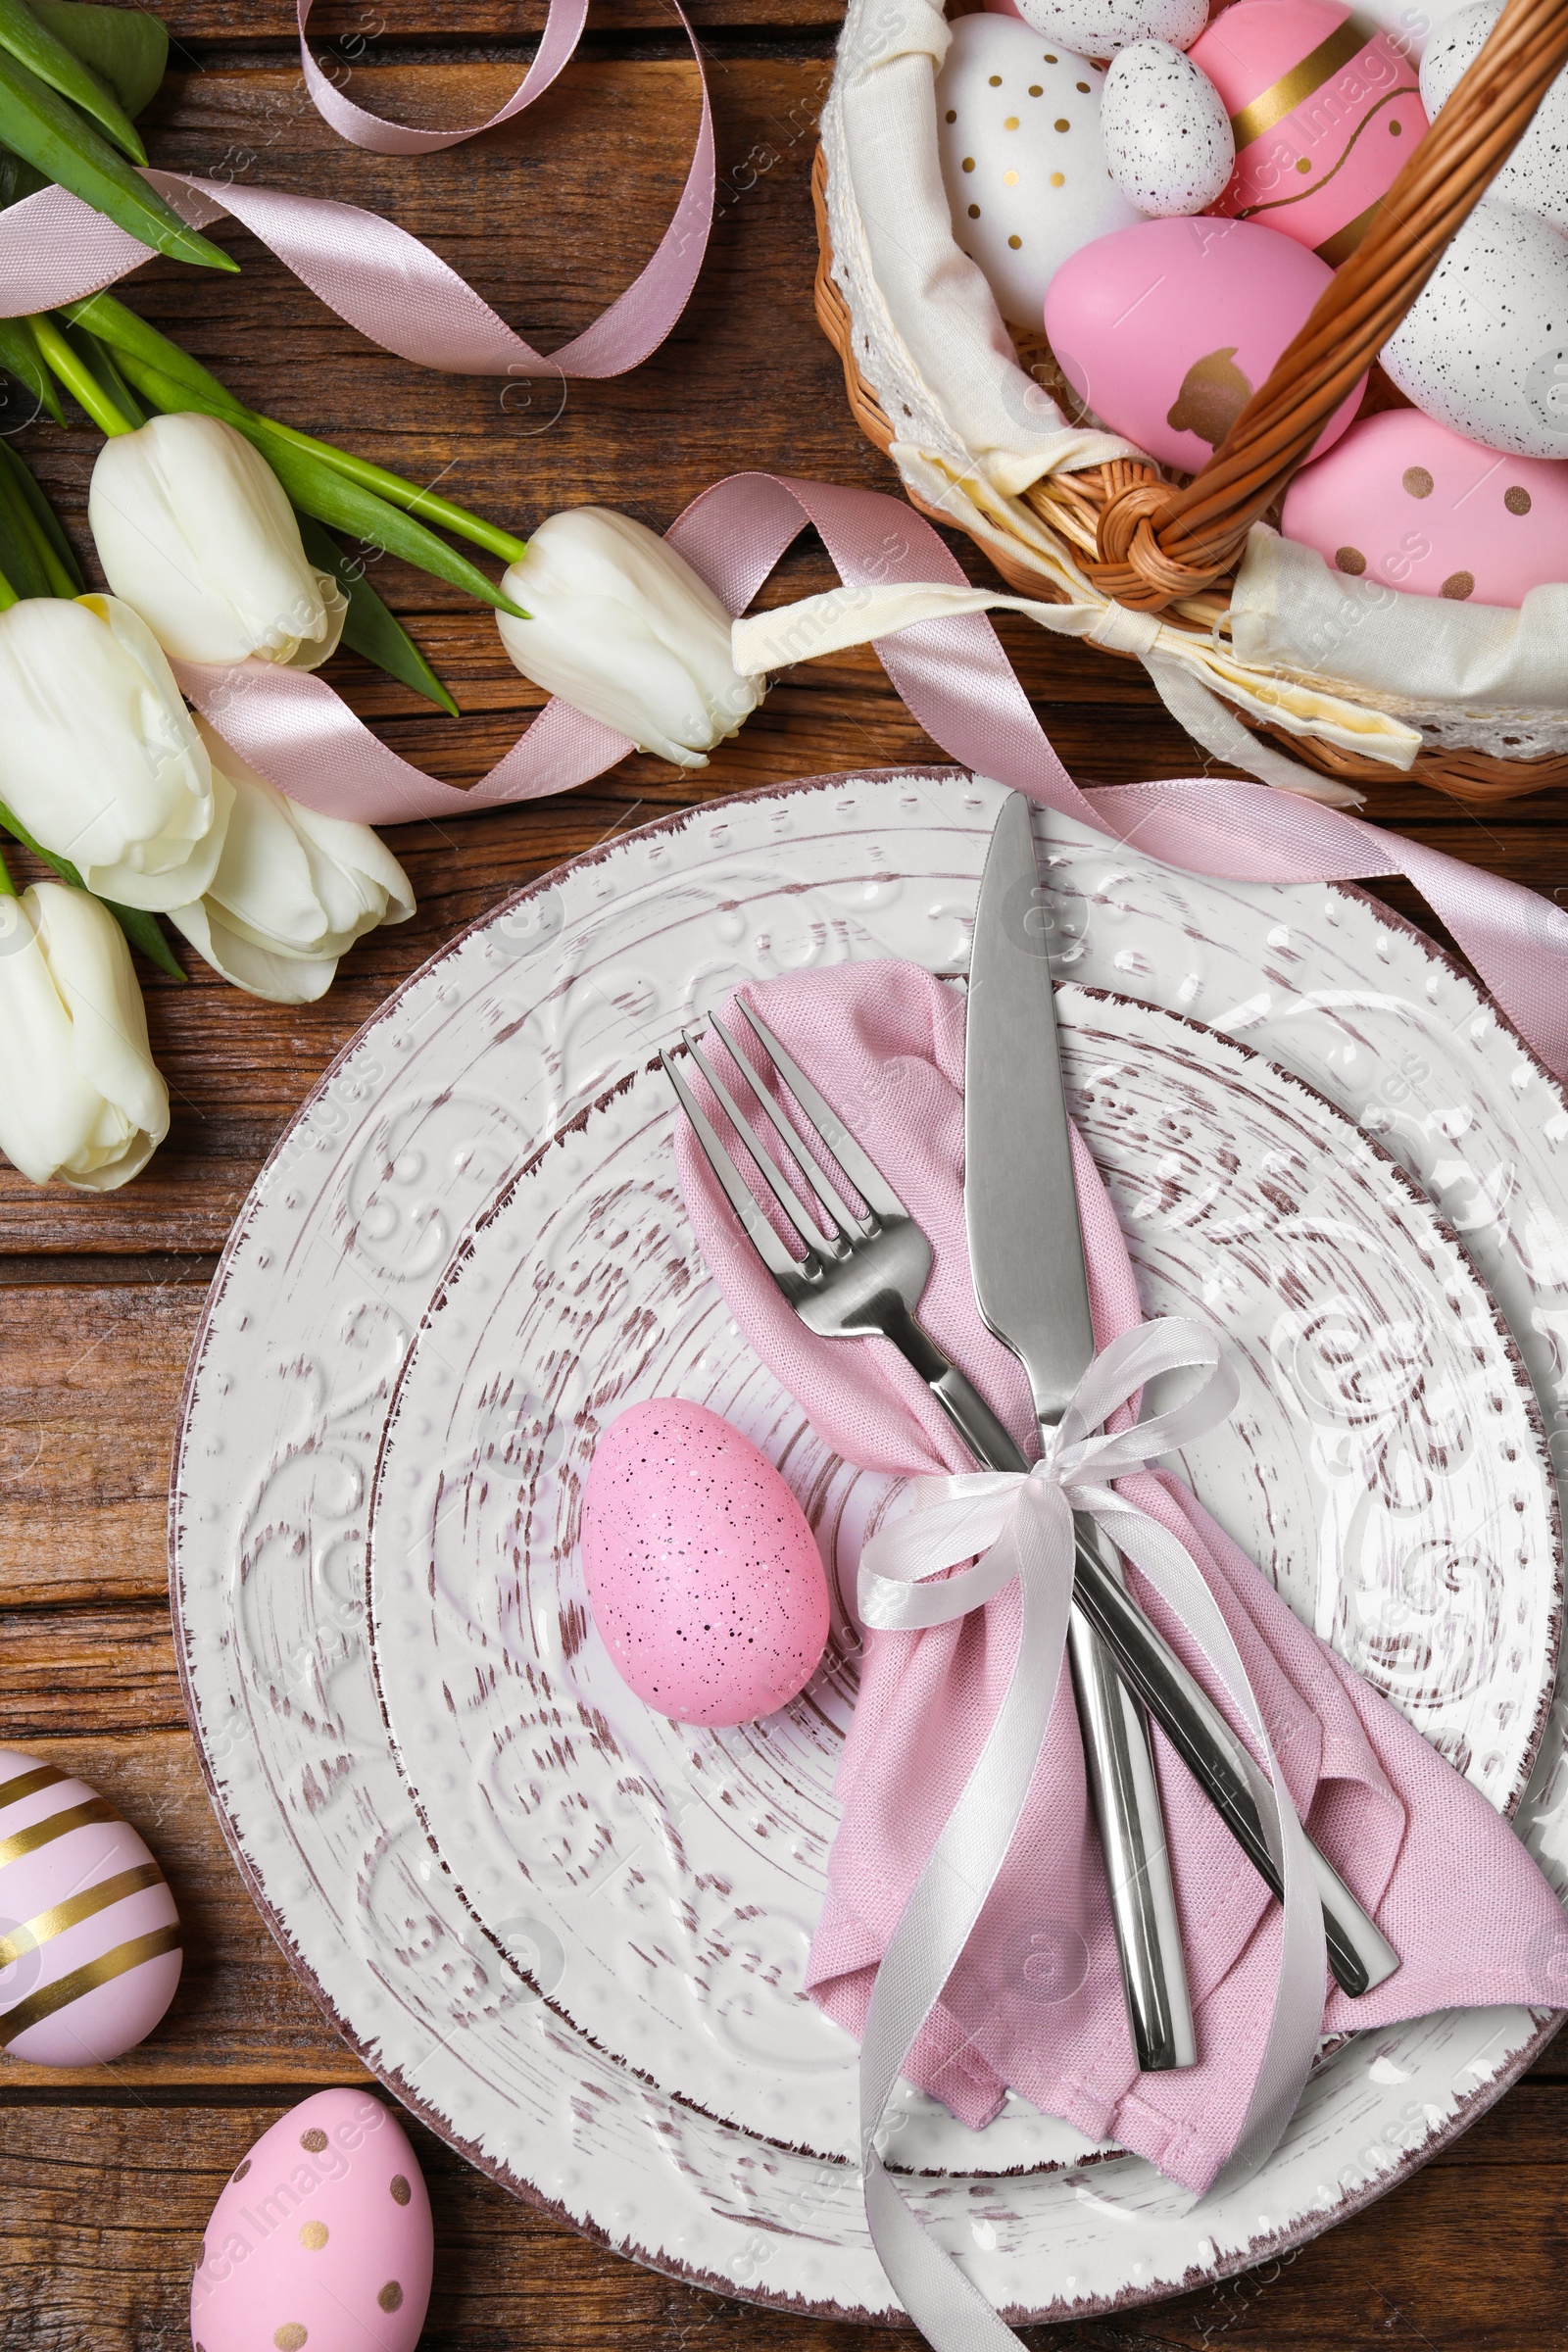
[852,1317,1328,2352]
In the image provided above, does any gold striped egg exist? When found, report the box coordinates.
[0,1746,181,2065]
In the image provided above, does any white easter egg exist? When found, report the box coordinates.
[1382,200,1568,461]
[1102,39,1234,216]
[1421,1,1568,230]
[1007,0,1208,53]
[1344,0,1478,61]
[937,13,1143,326]
[0,1746,181,2066]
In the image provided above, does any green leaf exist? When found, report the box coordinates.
[0,311,63,421]
[0,439,82,587]
[0,795,186,976]
[116,346,526,617]
[60,285,241,413]
[0,0,144,160]
[0,450,52,594]
[297,512,461,717]
[62,314,144,424]
[27,0,166,119]
[0,137,44,204]
[0,46,234,270]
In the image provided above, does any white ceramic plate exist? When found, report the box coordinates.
[364,986,1554,2180]
[172,770,1567,2325]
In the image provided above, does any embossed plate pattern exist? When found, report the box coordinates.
[172,771,1568,2327]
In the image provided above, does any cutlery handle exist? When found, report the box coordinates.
[1067,1535,1401,2000]
[886,1309,1196,2073]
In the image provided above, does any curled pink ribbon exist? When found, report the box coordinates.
[147,470,1568,1086]
[0,0,713,377]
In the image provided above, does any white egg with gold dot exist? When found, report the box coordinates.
[936,12,1143,327]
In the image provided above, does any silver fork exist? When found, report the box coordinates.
[662,1000,1401,2007]
[662,999,1186,2070]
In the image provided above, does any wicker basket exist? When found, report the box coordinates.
[813,0,1568,805]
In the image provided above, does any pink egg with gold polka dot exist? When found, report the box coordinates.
[190,2089,433,2352]
[1282,410,1568,607]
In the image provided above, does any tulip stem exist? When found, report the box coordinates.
[252,417,529,564]
[29,312,133,437]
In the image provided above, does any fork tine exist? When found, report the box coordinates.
[731,999,907,1223]
[681,1032,838,1259]
[709,1013,867,1238]
[660,1050,804,1287]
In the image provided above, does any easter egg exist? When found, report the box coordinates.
[1281,410,1568,607]
[581,1399,829,1728]
[0,1746,180,2065]
[937,14,1142,326]
[1382,201,1568,461]
[1192,1,1429,264]
[190,2088,433,2352]
[1422,2,1568,231]
[1102,40,1236,216]
[992,0,1209,51]
[1044,216,1365,470]
[1348,0,1478,63]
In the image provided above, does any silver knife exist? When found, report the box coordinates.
[966,794,1399,2004]
[967,791,1196,2073]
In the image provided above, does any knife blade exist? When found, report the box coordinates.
[966,791,1197,2074]
[966,793,1399,2005]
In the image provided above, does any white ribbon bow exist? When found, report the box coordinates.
[853,1319,1327,2352]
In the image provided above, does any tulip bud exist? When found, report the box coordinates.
[170,721,415,1004]
[0,594,225,912]
[494,508,763,768]
[89,413,349,671]
[0,882,169,1191]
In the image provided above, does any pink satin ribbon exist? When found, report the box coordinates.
[0,0,714,378]
[156,471,1568,1085]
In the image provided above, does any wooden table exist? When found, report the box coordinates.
[3,4,1567,2344]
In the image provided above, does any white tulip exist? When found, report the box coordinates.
[89,413,348,671]
[494,508,763,768]
[170,720,414,1004]
[0,881,169,1190]
[0,593,225,911]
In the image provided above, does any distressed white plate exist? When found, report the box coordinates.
[364,987,1555,2179]
[172,770,1568,2326]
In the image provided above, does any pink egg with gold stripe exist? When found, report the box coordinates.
[0,1745,181,2065]
[1193,0,1428,264]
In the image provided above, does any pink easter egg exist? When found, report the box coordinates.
[1193,0,1428,263]
[0,1746,181,2066]
[1282,409,1568,608]
[581,1399,830,1728]
[1043,214,1364,470]
[190,2088,434,2352]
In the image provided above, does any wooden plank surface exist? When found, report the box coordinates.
[2,10,1568,2350]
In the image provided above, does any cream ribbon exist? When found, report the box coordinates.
[732,581,1426,808]
[855,1320,1327,2350]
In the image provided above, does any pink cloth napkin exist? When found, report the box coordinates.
[673,960,1568,2193]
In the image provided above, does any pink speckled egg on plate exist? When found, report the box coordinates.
[1193,0,1428,265]
[1281,409,1568,606]
[0,1746,181,2066]
[1044,215,1365,470]
[581,1399,830,1727]
[190,2088,433,2352]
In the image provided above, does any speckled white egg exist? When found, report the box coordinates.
[191,2089,434,2352]
[1421,1,1568,230]
[1004,0,1208,52]
[0,1746,181,2066]
[1382,200,1568,461]
[1102,40,1234,216]
[937,12,1143,326]
[1346,0,1478,60]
